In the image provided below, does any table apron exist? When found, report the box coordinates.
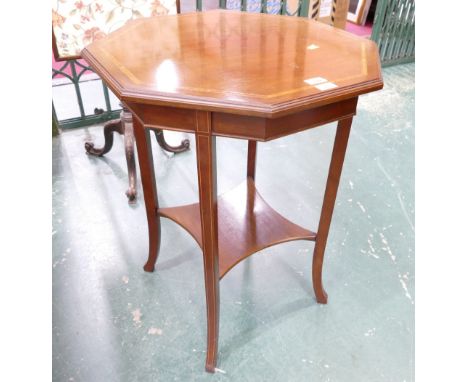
[213,98,358,141]
[126,97,358,141]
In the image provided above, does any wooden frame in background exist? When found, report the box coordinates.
[347,0,372,25]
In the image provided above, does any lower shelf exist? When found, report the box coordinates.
[158,179,316,279]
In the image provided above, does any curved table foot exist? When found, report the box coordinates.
[85,118,123,157]
[143,215,161,272]
[205,363,216,374]
[312,281,328,304]
[154,129,190,153]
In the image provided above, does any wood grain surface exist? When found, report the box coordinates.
[82,10,382,117]
[159,179,317,279]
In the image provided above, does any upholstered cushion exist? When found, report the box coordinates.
[53,0,177,59]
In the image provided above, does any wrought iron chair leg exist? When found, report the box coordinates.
[122,107,137,203]
[84,118,124,156]
[154,129,190,153]
[85,107,188,203]
[84,106,137,203]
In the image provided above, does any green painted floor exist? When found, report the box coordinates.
[52,63,414,382]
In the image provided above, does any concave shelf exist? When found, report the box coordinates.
[158,179,316,279]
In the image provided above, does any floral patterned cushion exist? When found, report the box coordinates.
[52,0,178,59]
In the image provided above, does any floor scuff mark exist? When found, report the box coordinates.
[379,233,396,263]
[376,158,414,232]
[365,234,379,258]
[132,308,142,326]
[364,328,376,337]
[398,273,414,304]
[148,327,163,335]
[356,201,366,213]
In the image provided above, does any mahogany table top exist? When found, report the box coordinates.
[82,10,383,118]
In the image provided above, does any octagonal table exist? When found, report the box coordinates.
[82,9,383,372]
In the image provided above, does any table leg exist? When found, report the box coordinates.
[133,117,161,272]
[312,117,353,304]
[247,140,257,180]
[195,123,220,372]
